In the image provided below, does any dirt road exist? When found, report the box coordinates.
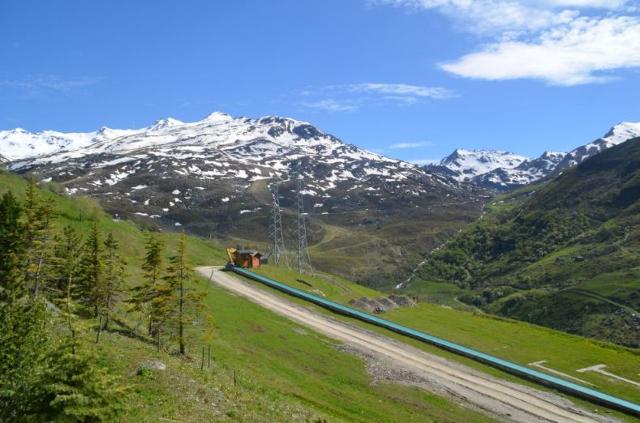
[196,266,617,423]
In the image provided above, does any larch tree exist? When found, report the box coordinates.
[21,179,55,298]
[78,223,104,318]
[164,234,204,355]
[0,192,25,302]
[0,188,125,421]
[129,233,164,336]
[96,232,126,341]
[49,226,84,301]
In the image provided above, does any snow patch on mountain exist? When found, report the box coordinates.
[434,149,528,182]
[429,122,640,191]
[553,122,640,174]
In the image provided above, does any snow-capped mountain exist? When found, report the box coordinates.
[426,149,528,182]
[10,112,448,193]
[474,151,566,190]
[4,111,484,287]
[0,126,139,162]
[429,122,640,191]
[552,122,640,175]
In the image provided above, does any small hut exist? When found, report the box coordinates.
[229,248,263,268]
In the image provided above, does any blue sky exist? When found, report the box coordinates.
[1,0,639,162]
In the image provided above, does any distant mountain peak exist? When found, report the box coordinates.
[203,111,234,123]
[429,121,640,191]
[436,149,528,182]
[148,118,184,131]
[602,122,640,145]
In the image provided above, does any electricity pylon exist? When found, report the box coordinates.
[295,175,313,274]
[268,181,288,266]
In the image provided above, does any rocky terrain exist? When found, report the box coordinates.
[428,122,640,191]
[4,112,485,288]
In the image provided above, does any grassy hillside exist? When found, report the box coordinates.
[408,137,640,346]
[0,171,494,422]
[219,196,482,289]
[249,264,640,415]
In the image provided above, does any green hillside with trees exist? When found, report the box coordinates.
[0,171,494,422]
[409,137,640,347]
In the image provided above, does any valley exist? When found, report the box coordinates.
[3,113,640,421]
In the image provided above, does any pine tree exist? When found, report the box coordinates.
[42,340,125,422]
[129,233,165,336]
[40,262,125,422]
[164,234,204,355]
[96,232,126,342]
[49,226,84,300]
[22,179,55,298]
[78,223,104,317]
[0,295,52,420]
[0,189,125,421]
[0,191,25,302]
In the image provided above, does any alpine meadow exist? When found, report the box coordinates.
[2,1,640,422]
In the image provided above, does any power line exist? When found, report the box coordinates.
[268,181,288,267]
[295,175,313,274]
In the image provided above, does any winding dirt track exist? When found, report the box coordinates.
[196,267,616,423]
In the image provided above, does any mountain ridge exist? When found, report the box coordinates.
[409,136,640,346]
[3,112,484,289]
[427,121,640,190]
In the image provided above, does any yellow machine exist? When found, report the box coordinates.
[225,247,237,268]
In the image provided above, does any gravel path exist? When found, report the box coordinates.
[197,266,618,423]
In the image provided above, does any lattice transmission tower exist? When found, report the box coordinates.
[268,181,288,266]
[295,175,313,274]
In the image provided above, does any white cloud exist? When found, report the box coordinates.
[302,99,359,112]
[441,16,640,85]
[373,0,581,33]
[374,0,640,85]
[389,141,434,149]
[0,75,101,93]
[346,83,455,99]
[299,82,454,112]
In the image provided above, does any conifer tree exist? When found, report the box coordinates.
[0,292,51,420]
[129,233,164,335]
[164,234,204,355]
[96,232,126,342]
[42,262,125,422]
[22,179,55,297]
[78,223,104,317]
[49,226,84,300]
[0,191,25,302]
[0,188,124,421]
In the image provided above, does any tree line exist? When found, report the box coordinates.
[0,180,206,422]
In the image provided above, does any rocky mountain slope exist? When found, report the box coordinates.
[4,112,485,288]
[428,122,640,191]
[409,136,640,347]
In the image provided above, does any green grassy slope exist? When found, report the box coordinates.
[408,138,640,347]
[0,171,494,422]
[250,264,640,420]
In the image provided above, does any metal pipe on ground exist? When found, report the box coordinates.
[229,265,640,417]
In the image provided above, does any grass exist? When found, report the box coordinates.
[95,281,495,422]
[245,263,640,422]
[0,171,497,422]
[409,140,640,347]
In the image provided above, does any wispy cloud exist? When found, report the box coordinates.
[302,99,359,112]
[389,141,434,149]
[345,83,455,100]
[0,74,102,95]
[374,0,640,85]
[300,82,455,112]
